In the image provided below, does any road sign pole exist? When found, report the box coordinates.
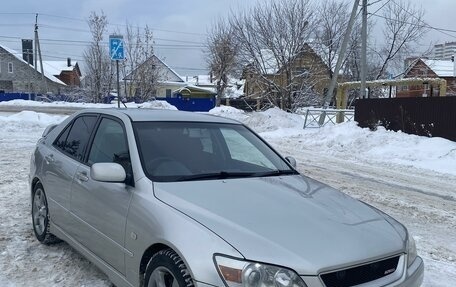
[116,59,120,108]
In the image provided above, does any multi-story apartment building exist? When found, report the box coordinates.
[432,41,456,61]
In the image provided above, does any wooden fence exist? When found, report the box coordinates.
[355,97,456,141]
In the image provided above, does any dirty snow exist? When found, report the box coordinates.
[0,104,455,286]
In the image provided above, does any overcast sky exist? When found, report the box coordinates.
[0,0,455,77]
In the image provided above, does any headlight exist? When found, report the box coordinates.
[406,233,417,267]
[214,255,308,287]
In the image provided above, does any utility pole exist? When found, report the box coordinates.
[360,0,368,99]
[34,13,48,93]
[320,0,360,125]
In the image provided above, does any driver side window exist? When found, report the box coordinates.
[87,118,131,175]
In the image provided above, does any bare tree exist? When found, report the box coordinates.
[314,0,352,79]
[206,19,239,105]
[83,11,112,103]
[123,24,162,102]
[373,0,427,79]
[230,0,323,110]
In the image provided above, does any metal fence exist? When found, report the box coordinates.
[0,92,35,102]
[302,109,355,128]
[355,97,456,141]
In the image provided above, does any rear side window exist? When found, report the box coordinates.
[54,115,98,161]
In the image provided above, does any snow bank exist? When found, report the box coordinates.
[209,106,304,133]
[136,100,178,110]
[0,111,67,132]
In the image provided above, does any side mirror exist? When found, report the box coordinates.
[285,156,297,169]
[91,163,126,183]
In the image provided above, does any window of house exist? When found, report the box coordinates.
[166,89,172,98]
[8,62,13,73]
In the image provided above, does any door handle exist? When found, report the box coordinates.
[76,172,89,182]
[44,154,54,164]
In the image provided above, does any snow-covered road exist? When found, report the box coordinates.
[0,108,455,286]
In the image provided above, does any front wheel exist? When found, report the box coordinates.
[145,249,194,287]
[32,183,59,244]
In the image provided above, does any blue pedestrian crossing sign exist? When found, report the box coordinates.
[109,35,125,61]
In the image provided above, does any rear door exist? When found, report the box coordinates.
[42,115,98,229]
[70,116,133,275]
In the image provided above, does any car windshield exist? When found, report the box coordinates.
[133,121,296,182]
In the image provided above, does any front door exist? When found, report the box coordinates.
[70,117,133,274]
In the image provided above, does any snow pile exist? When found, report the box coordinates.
[279,121,456,176]
[209,105,249,122]
[0,111,67,132]
[210,106,304,133]
[136,100,178,110]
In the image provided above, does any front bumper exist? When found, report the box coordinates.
[196,256,424,287]
[395,256,424,287]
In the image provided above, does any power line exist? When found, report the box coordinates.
[38,12,208,36]
[369,3,456,38]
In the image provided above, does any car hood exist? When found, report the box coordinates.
[153,175,406,275]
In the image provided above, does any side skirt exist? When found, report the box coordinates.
[50,223,134,287]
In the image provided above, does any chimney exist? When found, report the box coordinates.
[67,57,72,67]
[21,39,33,65]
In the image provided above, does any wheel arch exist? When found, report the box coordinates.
[31,177,42,200]
[139,243,174,286]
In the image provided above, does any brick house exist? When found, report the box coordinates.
[43,58,82,87]
[398,58,456,97]
[242,43,331,106]
[0,44,66,94]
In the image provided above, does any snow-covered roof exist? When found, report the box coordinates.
[173,84,216,95]
[0,44,66,85]
[154,56,184,82]
[124,55,184,83]
[422,59,455,77]
[41,61,78,76]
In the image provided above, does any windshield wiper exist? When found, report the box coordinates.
[175,171,258,182]
[252,169,298,177]
[175,169,297,182]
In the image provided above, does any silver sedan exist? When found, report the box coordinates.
[29,108,424,287]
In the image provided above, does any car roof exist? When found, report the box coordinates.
[77,108,242,124]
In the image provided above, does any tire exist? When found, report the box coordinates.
[32,183,60,244]
[144,249,194,287]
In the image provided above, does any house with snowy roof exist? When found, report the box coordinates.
[399,58,456,97]
[42,58,81,87]
[0,44,72,94]
[124,55,215,99]
[182,74,244,98]
[241,43,331,106]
